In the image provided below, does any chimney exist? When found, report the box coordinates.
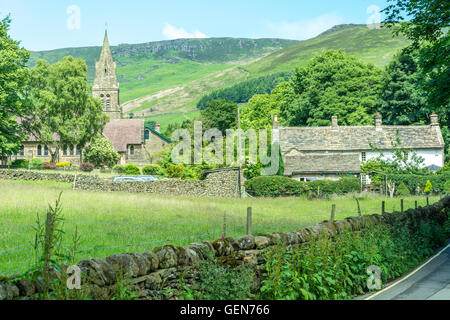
[375,113,382,131]
[273,114,279,130]
[430,112,439,126]
[331,116,338,131]
[154,122,161,133]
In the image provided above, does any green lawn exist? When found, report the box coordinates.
[0,179,439,277]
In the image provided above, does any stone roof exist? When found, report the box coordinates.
[103,119,143,152]
[279,125,444,154]
[284,153,361,176]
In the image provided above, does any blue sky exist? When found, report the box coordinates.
[1,0,391,51]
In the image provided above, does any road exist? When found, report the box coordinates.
[364,242,450,300]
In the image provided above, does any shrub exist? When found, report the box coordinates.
[245,176,360,197]
[43,162,56,170]
[31,158,44,169]
[142,164,164,176]
[10,159,29,169]
[80,163,94,172]
[396,182,410,196]
[125,164,141,175]
[424,180,433,194]
[84,136,120,168]
[167,163,184,178]
[112,165,126,174]
[444,180,450,194]
[56,162,71,167]
[388,172,449,194]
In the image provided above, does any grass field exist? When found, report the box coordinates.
[0,179,440,277]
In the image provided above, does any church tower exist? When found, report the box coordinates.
[93,30,122,119]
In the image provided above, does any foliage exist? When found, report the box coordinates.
[142,164,164,176]
[112,165,126,174]
[0,15,30,157]
[83,136,120,168]
[124,164,141,176]
[388,172,450,194]
[260,219,448,300]
[287,50,384,127]
[444,180,450,194]
[201,99,237,134]
[56,162,71,167]
[436,162,450,174]
[396,182,411,196]
[245,176,360,198]
[424,180,433,194]
[10,159,29,169]
[197,72,292,109]
[31,158,44,169]
[80,163,94,172]
[22,56,108,162]
[166,163,184,178]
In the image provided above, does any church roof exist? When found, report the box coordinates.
[102,119,143,152]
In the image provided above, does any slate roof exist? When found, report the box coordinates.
[279,125,444,153]
[284,153,361,176]
[103,119,143,152]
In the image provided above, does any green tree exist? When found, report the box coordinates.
[201,99,237,134]
[23,57,108,162]
[377,52,428,125]
[0,15,30,160]
[289,50,384,126]
[83,136,120,168]
[424,180,433,194]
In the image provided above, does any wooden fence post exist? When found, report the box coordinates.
[330,204,336,222]
[222,212,227,239]
[415,200,418,209]
[401,199,404,213]
[247,207,252,236]
[426,197,429,206]
[356,198,361,217]
[382,201,385,215]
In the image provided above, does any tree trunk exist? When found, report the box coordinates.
[387,180,395,198]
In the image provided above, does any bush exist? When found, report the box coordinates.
[125,164,141,175]
[396,182,411,196]
[31,158,44,169]
[84,136,120,168]
[80,163,94,172]
[389,172,449,194]
[56,162,71,168]
[424,180,433,194]
[112,165,126,174]
[142,164,164,176]
[167,163,184,178]
[10,159,29,169]
[43,162,56,170]
[245,176,360,197]
[444,180,450,194]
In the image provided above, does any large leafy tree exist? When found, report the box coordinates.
[23,56,108,162]
[83,135,120,168]
[377,52,428,125]
[201,99,237,134]
[0,15,30,159]
[288,50,384,126]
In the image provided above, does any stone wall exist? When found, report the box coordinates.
[1,196,448,300]
[0,167,245,198]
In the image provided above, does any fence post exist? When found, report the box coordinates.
[330,204,336,222]
[401,199,404,213]
[222,212,227,239]
[72,174,77,190]
[426,197,429,206]
[382,201,385,215]
[247,207,252,236]
[415,200,418,209]
[356,198,361,217]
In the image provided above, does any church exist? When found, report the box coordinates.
[13,31,171,166]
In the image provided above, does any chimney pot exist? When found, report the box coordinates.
[331,116,338,129]
[375,112,382,130]
[430,112,439,126]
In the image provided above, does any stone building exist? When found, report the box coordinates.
[273,113,445,184]
[10,30,171,166]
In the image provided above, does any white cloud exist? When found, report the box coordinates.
[162,23,208,40]
[265,13,345,40]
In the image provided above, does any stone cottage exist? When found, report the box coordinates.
[10,30,171,166]
[273,113,445,185]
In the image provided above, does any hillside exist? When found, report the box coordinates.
[29,38,298,103]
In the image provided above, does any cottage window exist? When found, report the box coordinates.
[145,130,150,140]
[37,145,42,156]
[106,94,111,110]
[20,145,24,156]
[44,146,49,156]
[361,152,367,162]
[130,145,135,156]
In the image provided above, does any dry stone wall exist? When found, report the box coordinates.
[0,168,245,198]
[1,195,448,300]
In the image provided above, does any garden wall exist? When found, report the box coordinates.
[0,168,245,198]
[1,195,448,300]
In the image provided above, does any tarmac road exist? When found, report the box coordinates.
[363,241,450,300]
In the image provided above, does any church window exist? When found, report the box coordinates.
[44,146,49,156]
[106,94,111,110]
[63,145,67,156]
[37,145,42,156]
[145,130,150,140]
[69,145,74,156]
[130,145,135,156]
[76,145,81,156]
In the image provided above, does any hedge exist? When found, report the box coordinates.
[389,172,450,194]
[245,176,361,197]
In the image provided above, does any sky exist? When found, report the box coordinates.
[1,0,391,51]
